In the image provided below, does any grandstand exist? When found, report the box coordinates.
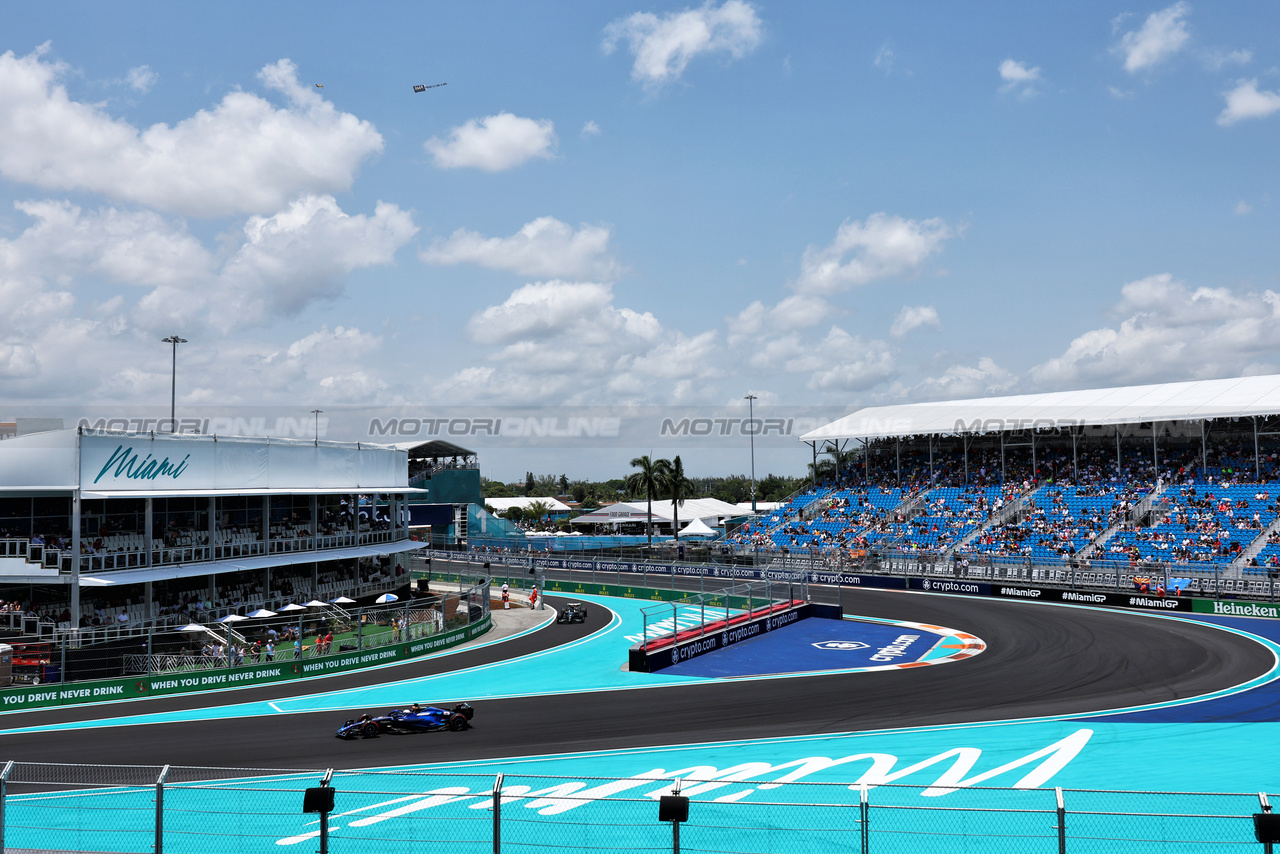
[729,376,1280,587]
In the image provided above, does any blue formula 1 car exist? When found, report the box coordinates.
[336,702,474,739]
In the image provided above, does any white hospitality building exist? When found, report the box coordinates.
[0,428,421,632]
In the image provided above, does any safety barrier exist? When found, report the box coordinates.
[0,762,1274,853]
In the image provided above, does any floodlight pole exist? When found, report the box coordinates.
[745,394,758,512]
[161,335,187,433]
[311,409,323,443]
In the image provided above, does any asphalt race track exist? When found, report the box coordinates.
[0,589,1272,769]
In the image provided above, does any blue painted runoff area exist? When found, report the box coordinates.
[661,616,945,677]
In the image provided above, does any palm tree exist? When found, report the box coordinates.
[660,455,696,541]
[626,455,670,547]
[525,499,552,526]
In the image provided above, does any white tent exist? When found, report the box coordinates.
[678,517,717,537]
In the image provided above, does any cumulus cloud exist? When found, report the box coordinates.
[1113,2,1190,73]
[1,192,415,339]
[0,50,384,217]
[581,120,601,137]
[1217,79,1280,126]
[908,357,1015,400]
[998,58,1041,97]
[805,329,897,391]
[425,113,556,171]
[890,305,941,338]
[725,294,832,345]
[126,65,157,93]
[603,0,763,89]
[1031,273,1280,387]
[1236,200,1253,215]
[443,281,718,404]
[794,213,957,295]
[420,216,620,279]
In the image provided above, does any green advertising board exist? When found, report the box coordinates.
[1192,598,1280,619]
[0,616,491,713]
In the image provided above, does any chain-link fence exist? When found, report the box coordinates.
[1,761,1274,853]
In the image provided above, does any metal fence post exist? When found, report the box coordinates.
[859,782,869,854]
[1260,792,1273,854]
[492,773,503,854]
[1,759,14,854]
[1056,786,1066,854]
[155,764,170,854]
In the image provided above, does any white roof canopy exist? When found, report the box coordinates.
[483,496,572,513]
[572,498,739,526]
[801,374,1280,443]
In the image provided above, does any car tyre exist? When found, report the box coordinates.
[448,714,468,731]
[361,722,379,739]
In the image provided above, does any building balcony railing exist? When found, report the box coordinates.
[1,529,406,578]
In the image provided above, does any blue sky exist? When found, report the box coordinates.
[1,2,1278,478]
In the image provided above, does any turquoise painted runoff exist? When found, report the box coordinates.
[3,594,1280,853]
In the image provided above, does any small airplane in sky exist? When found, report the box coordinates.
[413,83,447,93]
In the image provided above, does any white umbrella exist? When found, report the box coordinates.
[331,596,356,605]
[303,600,329,608]
[219,614,247,623]
[278,603,307,612]
[247,608,277,618]
[375,593,398,604]
[178,623,206,632]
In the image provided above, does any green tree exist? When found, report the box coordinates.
[659,455,696,540]
[558,473,569,494]
[504,506,526,524]
[524,471,535,496]
[484,480,513,498]
[625,455,670,547]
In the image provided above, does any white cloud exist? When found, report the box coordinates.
[998,58,1042,97]
[873,43,895,73]
[603,0,763,89]
[1217,79,1280,126]
[725,294,832,345]
[1202,48,1252,70]
[421,216,620,279]
[1114,2,1190,73]
[425,113,556,171]
[908,357,1015,400]
[202,195,417,330]
[126,65,157,93]
[444,281,718,404]
[805,328,896,391]
[794,213,957,295]
[581,120,601,137]
[890,305,941,337]
[4,199,210,290]
[1236,200,1253,215]
[1031,273,1280,387]
[0,50,384,216]
[0,193,415,337]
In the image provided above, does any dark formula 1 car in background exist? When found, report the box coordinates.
[557,602,587,624]
[336,702,473,739]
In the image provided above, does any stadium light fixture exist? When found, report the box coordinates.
[745,394,758,512]
[161,336,187,433]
